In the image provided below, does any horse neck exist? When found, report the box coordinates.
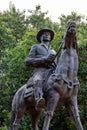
[55,48,78,79]
[63,34,77,50]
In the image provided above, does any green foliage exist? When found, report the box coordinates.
[1,2,29,43]
[78,44,87,129]
[0,16,16,52]
[28,5,59,31]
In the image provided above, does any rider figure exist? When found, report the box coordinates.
[25,28,57,110]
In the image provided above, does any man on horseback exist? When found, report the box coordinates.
[25,28,57,110]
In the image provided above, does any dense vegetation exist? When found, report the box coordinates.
[0,3,87,130]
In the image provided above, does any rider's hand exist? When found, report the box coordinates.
[47,53,56,62]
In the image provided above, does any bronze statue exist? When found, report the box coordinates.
[42,21,83,130]
[9,22,83,130]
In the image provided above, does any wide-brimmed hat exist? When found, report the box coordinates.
[36,28,54,42]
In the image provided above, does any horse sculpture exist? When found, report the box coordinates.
[42,21,83,130]
[9,21,83,130]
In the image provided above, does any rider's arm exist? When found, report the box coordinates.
[25,45,56,68]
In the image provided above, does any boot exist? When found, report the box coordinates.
[35,97,45,111]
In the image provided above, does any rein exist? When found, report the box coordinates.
[55,43,62,59]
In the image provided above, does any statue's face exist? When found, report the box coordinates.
[40,31,51,42]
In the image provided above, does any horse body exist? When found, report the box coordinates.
[9,21,83,130]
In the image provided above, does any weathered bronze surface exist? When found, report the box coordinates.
[9,23,83,130]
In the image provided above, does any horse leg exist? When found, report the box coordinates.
[9,109,25,130]
[42,89,60,130]
[9,111,19,130]
[67,95,83,130]
[9,111,15,130]
[30,110,41,130]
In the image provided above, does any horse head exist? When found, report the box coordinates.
[62,21,78,54]
[67,21,76,35]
